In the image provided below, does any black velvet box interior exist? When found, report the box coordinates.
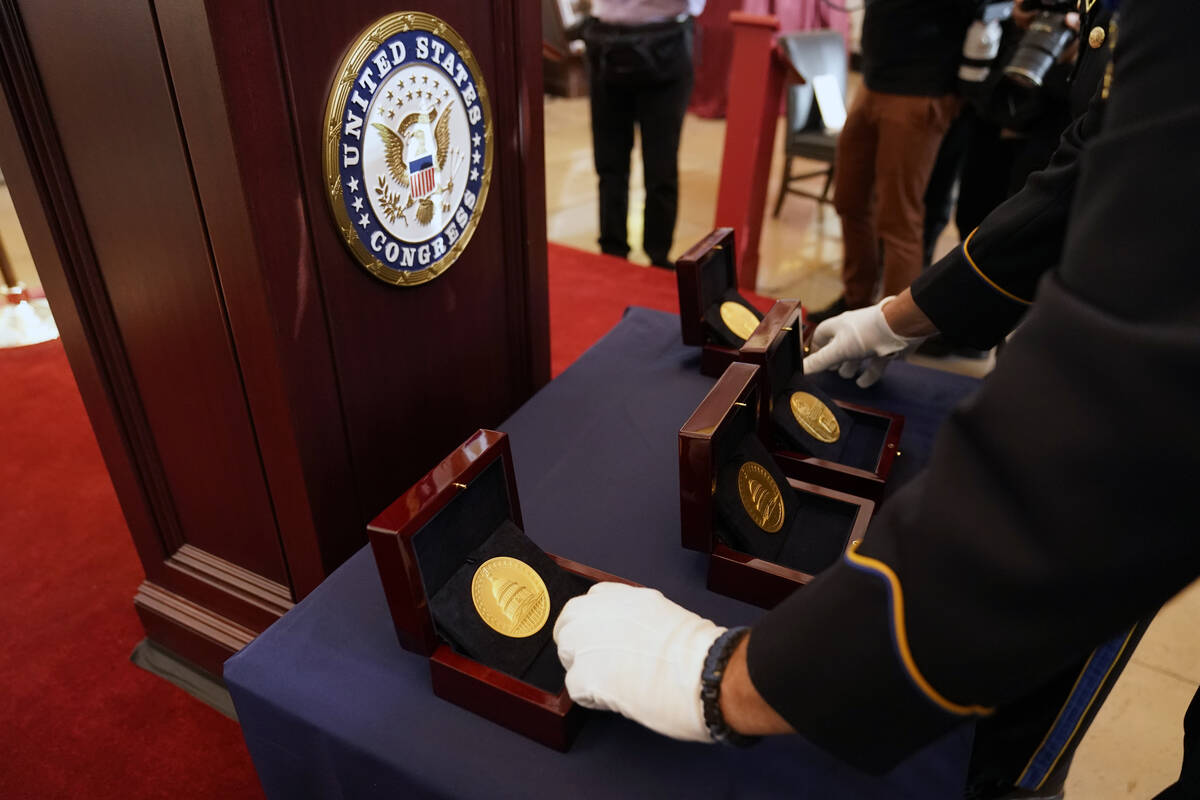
[414,459,591,692]
[766,320,883,471]
[712,396,861,577]
[702,288,764,348]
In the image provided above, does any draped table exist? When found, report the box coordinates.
[225,307,981,799]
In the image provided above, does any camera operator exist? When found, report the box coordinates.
[920,1,1087,358]
[808,0,1111,387]
[981,0,1094,199]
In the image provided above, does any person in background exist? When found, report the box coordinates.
[809,0,1111,390]
[581,0,705,269]
[807,0,981,324]
[919,1,1088,359]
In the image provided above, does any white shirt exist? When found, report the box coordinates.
[590,0,706,25]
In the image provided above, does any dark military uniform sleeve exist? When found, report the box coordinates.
[746,0,1200,773]
[910,74,1108,350]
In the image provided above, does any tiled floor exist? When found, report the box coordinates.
[0,174,38,288]
[544,93,1198,798]
[0,178,57,347]
[545,92,855,303]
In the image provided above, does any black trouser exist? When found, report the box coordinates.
[922,106,1016,269]
[584,18,694,266]
[960,617,1200,800]
[922,105,1070,270]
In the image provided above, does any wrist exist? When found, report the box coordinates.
[880,291,937,340]
[716,633,795,738]
[701,627,759,746]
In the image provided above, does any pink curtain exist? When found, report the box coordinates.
[690,0,848,119]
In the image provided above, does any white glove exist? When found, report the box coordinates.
[803,297,924,388]
[554,582,725,742]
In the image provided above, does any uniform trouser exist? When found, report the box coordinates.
[833,88,960,307]
[965,621,1149,798]
[968,617,1200,798]
[587,21,693,265]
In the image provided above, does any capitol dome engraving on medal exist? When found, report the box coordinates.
[471,557,550,638]
[789,391,841,443]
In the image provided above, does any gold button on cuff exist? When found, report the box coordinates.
[1089,26,1106,49]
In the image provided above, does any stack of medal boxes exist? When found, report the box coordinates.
[363,228,907,750]
[676,230,903,608]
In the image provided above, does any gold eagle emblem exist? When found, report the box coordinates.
[371,107,452,226]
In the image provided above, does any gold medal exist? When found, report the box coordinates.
[719,301,760,341]
[737,461,785,533]
[471,557,550,638]
[790,391,841,443]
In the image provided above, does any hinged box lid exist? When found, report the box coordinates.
[368,429,522,655]
[679,362,761,551]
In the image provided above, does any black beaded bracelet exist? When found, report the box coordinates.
[700,626,761,747]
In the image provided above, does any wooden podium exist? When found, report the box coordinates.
[0,0,549,676]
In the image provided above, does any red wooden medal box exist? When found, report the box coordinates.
[368,429,630,751]
[676,227,766,377]
[740,300,904,503]
[679,363,874,609]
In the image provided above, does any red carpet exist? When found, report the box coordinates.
[0,341,264,800]
[547,243,773,376]
[0,244,768,798]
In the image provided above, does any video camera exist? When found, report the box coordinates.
[1004,0,1078,89]
[958,0,1079,129]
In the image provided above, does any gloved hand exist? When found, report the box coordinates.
[554,582,725,742]
[803,297,925,388]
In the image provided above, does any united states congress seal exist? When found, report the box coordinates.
[737,461,785,533]
[471,557,550,638]
[324,13,493,286]
[789,391,841,443]
[719,301,760,341]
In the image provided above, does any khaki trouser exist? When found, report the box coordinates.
[834,88,961,308]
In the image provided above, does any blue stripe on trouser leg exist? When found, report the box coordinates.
[1016,627,1138,790]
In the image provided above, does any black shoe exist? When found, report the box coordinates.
[650,258,675,270]
[806,296,848,326]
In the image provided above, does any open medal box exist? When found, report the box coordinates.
[679,362,874,609]
[676,227,766,377]
[368,429,631,751]
[739,300,904,503]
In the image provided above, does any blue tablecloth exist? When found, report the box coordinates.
[225,307,983,800]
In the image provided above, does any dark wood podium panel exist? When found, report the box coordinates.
[0,0,549,676]
[268,0,550,518]
[14,0,288,585]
